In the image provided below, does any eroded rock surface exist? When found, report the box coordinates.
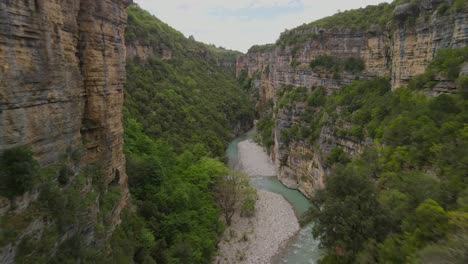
[0,0,131,262]
[237,2,467,197]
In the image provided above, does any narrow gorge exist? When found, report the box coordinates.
[1,0,467,263]
[237,0,467,198]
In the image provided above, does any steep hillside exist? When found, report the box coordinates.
[125,5,254,156]
[240,0,468,262]
[239,0,467,196]
[112,5,256,264]
[0,0,132,263]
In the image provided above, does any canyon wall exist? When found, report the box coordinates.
[237,1,467,197]
[0,0,131,262]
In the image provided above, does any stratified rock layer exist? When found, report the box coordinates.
[0,0,131,262]
[237,2,467,197]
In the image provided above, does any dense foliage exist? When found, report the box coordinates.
[126,5,241,62]
[0,148,129,263]
[276,0,466,47]
[0,147,38,198]
[254,47,468,262]
[116,115,228,263]
[125,5,253,156]
[408,46,468,92]
[248,44,276,53]
[113,4,255,264]
[309,55,366,75]
[259,47,468,263]
[277,2,397,46]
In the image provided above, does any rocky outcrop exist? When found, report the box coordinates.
[391,5,467,87]
[0,0,131,261]
[238,1,467,197]
[126,41,172,62]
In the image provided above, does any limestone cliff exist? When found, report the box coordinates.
[238,0,467,197]
[0,0,131,262]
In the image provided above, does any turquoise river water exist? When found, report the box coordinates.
[226,132,322,263]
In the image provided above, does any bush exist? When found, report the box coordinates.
[125,5,254,156]
[310,55,340,71]
[257,114,275,149]
[326,147,350,165]
[310,55,365,75]
[277,2,396,46]
[58,165,73,185]
[452,0,465,12]
[456,75,468,99]
[307,87,327,107]
[0,146,38,198]
[344,57,366,73]
[241,187,257,218]
[429,47,468,80]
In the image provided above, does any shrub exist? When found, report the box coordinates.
[344,57,366,73]
[241,187,257,218]
[257,114,275,149]
[456,75,468,99]
[310,55,340,71]
[307,87,327,107]
[290,59,300,68]
[326,147,350,165]
[452,0,465,12]
[58,165,73,185]
[310,56,365,76]
[0,146,38,198]
[436,2,450,15]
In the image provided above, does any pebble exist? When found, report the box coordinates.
[215,140,300,264]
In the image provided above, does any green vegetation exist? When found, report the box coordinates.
[305,48,468,263]
[0,151,126,263]
[408,47,468,90]
[110,4,256,264]
[248,44,276,53]
[326,147,350,165]
[126,5,241,62]
[121,116,227,263]
[309,55,366,75]
[276,0,463,47]
[257,86,324,147]
[215,171,257,225]
[8,109,252,263]
[256,98,276,150]
[277,2,396,46]
[256,114,275,150]
[0,146,38,198]
[452,0,466,12]
[125,5,254,156]
[254,47,468,263]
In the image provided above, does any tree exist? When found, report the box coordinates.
[403,199,449,243]
[312,164,391,259]
[0,146,38,198]
[215,171,255,225]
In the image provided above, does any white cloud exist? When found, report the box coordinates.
[133,0,390,52]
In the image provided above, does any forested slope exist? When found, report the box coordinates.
[107,5,255,264]
[245,0,468,262]
[125,5,254,156]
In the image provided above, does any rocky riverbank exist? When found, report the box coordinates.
[215,139,299,264]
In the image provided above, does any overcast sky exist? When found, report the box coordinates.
[133,0,390,52]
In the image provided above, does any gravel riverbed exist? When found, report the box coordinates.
[215,140,300,264]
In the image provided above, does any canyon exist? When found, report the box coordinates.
[236,0,468,197]
[0,0,466,262]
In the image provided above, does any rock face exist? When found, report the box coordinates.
[237,2,467,197]
[0,0,131,261]
[126,41,172,62]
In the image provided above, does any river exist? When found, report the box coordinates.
[226,131,322,263]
